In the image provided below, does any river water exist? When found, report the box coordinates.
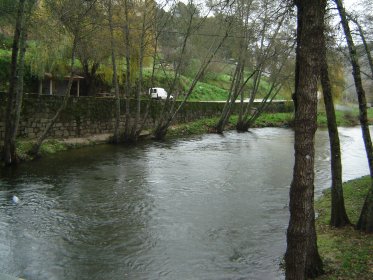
[0,127,369,280]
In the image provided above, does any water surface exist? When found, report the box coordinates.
[0,127,369,280]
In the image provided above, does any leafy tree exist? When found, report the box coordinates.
[30,0,99,156]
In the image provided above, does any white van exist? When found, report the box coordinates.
[149,87,173,100]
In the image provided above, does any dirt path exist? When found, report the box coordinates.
[61,133,112,145]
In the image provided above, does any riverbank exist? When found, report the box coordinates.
[315,176,373,280]
[13,107,373,161]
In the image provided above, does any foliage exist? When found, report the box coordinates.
[0,33,12,49]
[0,48,11,91]
[315,176,373,280]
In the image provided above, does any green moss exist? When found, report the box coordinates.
[315,176,373,280]
[16,139,68,160]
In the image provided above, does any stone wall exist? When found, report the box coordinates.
[0,93,293,141]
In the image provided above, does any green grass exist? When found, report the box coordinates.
[317,107,373,127]
[143,67,286,102]
[167,117,220,137]
[16,139,68,161]
[253,112,294,127]
[0,49,11,56]
[315,176,373,280]
[317,110,359,127]
[187,81,228,101]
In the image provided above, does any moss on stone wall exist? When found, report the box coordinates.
[0,92,293,141]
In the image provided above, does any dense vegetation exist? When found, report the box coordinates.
[0,37,285,101]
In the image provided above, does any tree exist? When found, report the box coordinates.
[235,0,291,132]
[152,0,233,140]
[214,0,258,133]
[2,0,35,166]
[320,6,350,228]
[285,0,325,279]
[334,0,373,233]
[348,16,373,83]
[30,0,98,156]
[214,0,295,133]
[107,0,121,143]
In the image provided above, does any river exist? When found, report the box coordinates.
[0,127,369,280]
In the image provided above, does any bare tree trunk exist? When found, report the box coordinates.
[38,79,43,95]
[2,0,26,166]
[215,62,240,134]
[131,6,148,140]
[123,0,131,140]
[13,18,28,149]
[285,0,325,279]
[108,0,121,144]
[236,14,287,132]
[153,28,231,140]
[30,38,77,157]
[335,0,373,233]
[320,32,351,227]
[351,18,373,78]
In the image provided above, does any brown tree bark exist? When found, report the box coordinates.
[285,0,325,279]
[319,23,351,227]
[2,0,26,166]
[123,0,132,141]
[108,0,121,144]
[334,0,373,232]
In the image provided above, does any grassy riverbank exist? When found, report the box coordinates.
[168,106,373,137]
[315,176,373,280]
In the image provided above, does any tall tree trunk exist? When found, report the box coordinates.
[335,0,373,232]
[215,62,240,134]
[108,0,121,144]
[320,23,351,228]
[123,0,131,140]
[3,0,26,166]
[30,38,77,157]
[131,8,147,140]
[285,0,325,279]
[13,19,28,152]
